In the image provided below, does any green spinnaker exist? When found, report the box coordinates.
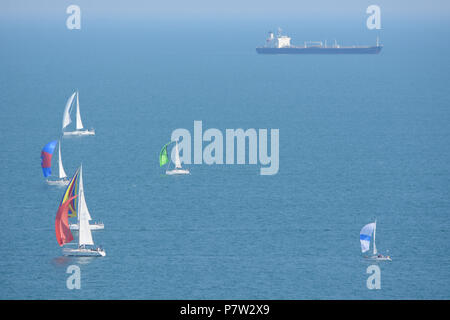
[159,142,172,167]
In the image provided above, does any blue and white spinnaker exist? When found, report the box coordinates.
[360,222,376,254]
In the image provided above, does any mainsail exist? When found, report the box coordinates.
[55,195,77,246]
[57,140,67,179]
[41,140,58,177]
[373,221,377,255]
[78,165,94,246]
[174,142,182,169]
[360,222,376,253]
[75,91,84,130]
[78,217,94,246]
[62,92,76,130]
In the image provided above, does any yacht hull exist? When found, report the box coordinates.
[46,179,70,186]
[366,256,392,261]
[62,247,106,257]
[166,169,190,175]
[63,129,95,136]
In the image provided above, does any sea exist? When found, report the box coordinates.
[0,14,449,299]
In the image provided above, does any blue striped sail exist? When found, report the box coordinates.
[360,222,376,253]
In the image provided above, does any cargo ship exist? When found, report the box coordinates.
[256,29,382,54]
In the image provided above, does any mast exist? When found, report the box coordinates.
[58,140,67,179]
[77,164,94,247]
[75,91,84,130]
[373,219,377,255]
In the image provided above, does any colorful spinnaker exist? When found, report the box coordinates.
[55,195,77,246]
[60,167,80,218]
[41,140,58,177]
[159,142,172,167]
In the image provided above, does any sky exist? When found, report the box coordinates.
[2,0,450,22]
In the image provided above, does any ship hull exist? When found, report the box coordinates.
[256,46,382,54]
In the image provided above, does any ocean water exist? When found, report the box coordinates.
[0,16,450,299]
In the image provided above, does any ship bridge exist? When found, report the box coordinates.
[276,36,291,48]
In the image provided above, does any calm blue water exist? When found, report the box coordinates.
[1,16,450,299]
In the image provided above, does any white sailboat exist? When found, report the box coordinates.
[165,141,190,175]
[46,140,70,186]
[62,91,95,136]
[360,220,391,261]
[59,165,105,257]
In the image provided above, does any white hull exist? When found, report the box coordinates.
[46,178,70,186]
[63,129,95,136]
[70,223,104,231]
[366,255,392,261]
[62,247,106,257]
[166,169,190,175]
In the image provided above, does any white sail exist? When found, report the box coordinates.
[77,165,94,246]
[62,92,76,130]
[78,216,94,246]
[57,140,67,179]
[373,220,377,255]
[174,142,182,169]
[75,91,84,130]
[360,222,376,253]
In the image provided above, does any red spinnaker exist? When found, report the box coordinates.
[55,195,77,246]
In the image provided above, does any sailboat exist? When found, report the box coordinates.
[62,91,95,136]
[160,140,190,175]
[56,165,105,256]
[360,220,391,261]
[41,140,70,186]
